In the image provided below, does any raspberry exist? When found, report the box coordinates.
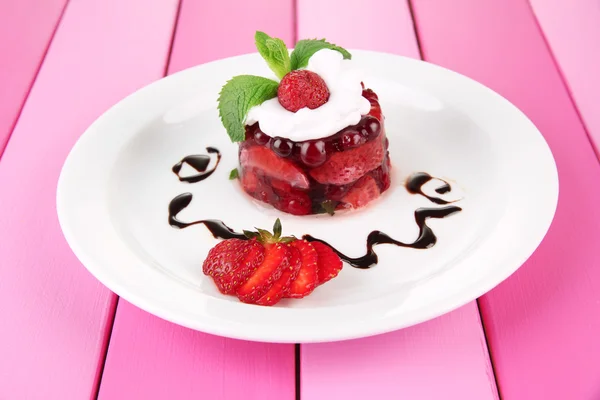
[278,70,330,112]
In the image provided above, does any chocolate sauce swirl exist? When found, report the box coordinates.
[172,147,221,183]
[405,172,455,205]
[304,206,461,268]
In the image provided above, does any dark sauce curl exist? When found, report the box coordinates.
[405,172,456,205]
[172,147,221,183]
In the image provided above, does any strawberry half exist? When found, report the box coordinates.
[256,245,302,306]
[312,241,343,285]
[240,146,310,189]
[309,136,385,185]
[287,240,319,298]
[203,239,264,294]
[340,175,380,209]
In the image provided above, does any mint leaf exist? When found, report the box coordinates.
[255,31,291,79]
[229,168,239,180]
[218,75,279,142]
[290,39,352,70]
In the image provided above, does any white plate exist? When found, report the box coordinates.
[57,50,558,343]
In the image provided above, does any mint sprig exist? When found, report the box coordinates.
[217,75,279,142]
[217,33,352,143]
[290,39,352,70]
[255,31,291,79]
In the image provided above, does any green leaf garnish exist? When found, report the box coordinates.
[243,230,259,239]
[256,228,273,241]
[243,219,296,244]
[255,31,291,79]
[290,39,351,70]
[272,218,282,239]
[217,75,279,142]
[229,168,239,180]
[321,200,337,216]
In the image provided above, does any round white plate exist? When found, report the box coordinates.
[57,50,558,343]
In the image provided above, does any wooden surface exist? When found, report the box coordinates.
[1,0,598,398]
[0,0,178,398]
[529,0,600,155]
[0,0,67,153]
[412,0,600,398]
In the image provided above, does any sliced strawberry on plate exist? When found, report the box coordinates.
[309,135,385,185]
[340,175,380,209]
[256,245,302,306]
[203,218,344,305]
[235,219,297,304]
[287,240,319,298]
[219,239,265,294]
[203,239,255,294]
[236,243,290,304]
[240,146,310,189]
[312,241,343,285]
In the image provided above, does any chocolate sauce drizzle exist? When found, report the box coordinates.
[172,147,221,183]
[405,172,455,205]
[168,193,246,239]
[304,206,461,268]
[167,191,461,269]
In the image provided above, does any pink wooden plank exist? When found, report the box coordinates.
[0,0,67,154]
[529,0,600,156]
[302,303,498,399]
[0,0,178,398]
[298,1,497,399]
[168,0,295,73]
[98,1,296,399]
[412,0,600,398]
[296,0,420,55]
[99,301,295,400]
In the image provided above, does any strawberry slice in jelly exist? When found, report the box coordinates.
[240,146,310,189]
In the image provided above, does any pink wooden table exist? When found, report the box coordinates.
[1,0,599,398]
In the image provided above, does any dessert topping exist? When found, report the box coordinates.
[218,31,356,143]
[277,70,330,112]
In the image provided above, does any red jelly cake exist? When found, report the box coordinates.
[219,32,391,215]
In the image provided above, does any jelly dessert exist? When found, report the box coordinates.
[218,32,391,215]
[165,33,462,307]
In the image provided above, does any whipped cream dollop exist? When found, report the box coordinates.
[245,49,371,142]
